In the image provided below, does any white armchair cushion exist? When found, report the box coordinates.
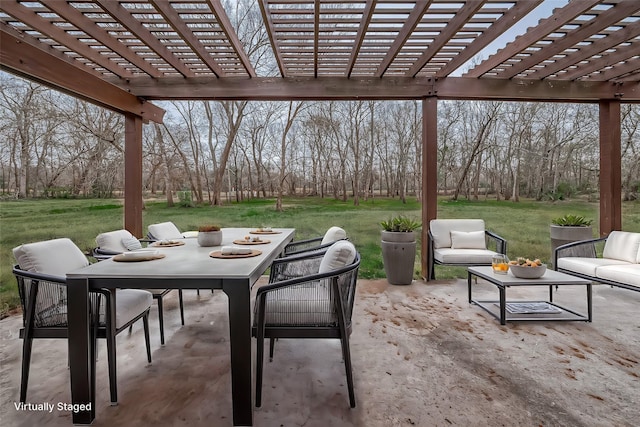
[113,289,153,329]
[557,257,630,277]
[13,238,89,276]
[122,236,142,251]
[318,241,357,273]
[595,265,640,287]
[602,231,640,263]
[96,229,136,252]
[430,219,486,249]
[450,230,486,249]
[321,226,347,245]
[148,221,183,240]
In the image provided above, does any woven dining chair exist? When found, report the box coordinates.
[283,226,348,256]
[253,240,360,408]
[12,238,152,405]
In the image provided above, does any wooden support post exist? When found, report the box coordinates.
[124,114,143,237]
[598,100,622,236]
[421,97,438,280]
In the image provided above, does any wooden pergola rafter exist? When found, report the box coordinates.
[1,0,639,299]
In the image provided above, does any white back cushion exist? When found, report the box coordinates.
[148,221,182,240]
[13,238,89,276]
[319,241,357,273]
[321,226,347,245]
[430,219,486,249]
[603,231,640,263]
[96,229,137,252]
[450,230,486,249]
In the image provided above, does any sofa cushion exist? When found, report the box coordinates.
[450,230,486,249]
[96,229,136,252]
[430,219,485,249]
[557,257,631,277]
[319,241,357,273]
[321,226,347,245]
[603,231,640,263]
[13,238,89,277]
[433,248,497,265]
[595,265,640,287]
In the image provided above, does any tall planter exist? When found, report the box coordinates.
[381,231,416,285]
[550,225,594,266]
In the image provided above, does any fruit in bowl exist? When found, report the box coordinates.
[508,257,547,278]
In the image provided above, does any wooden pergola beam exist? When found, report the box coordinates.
[1,27,165,123]
[599,100,622,235]
[346,0,376,78]
[113,76,640,102]
[465,0,600,78]
[124,114,144,237]
[94,0,195,78]
[497,1,640,79]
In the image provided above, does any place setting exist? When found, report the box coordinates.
[233,235,271,245]
[210,246,262,259]
[150,239,185,247]
[249,227,281,235]
[112,249,166,262]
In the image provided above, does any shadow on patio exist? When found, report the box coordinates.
[1,278,638,427]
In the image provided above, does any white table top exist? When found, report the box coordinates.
[468,266,591,286]
[68,228,295,281]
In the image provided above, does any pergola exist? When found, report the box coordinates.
[1,0,639,280]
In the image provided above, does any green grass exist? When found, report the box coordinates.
[1,196,639,317]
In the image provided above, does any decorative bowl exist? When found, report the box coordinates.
[509,264,547,279]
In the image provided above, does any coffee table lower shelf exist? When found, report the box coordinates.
[471,299,590,324]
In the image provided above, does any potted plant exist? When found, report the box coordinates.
[197,224,222,247]
[380,216,421,285]
[550,214,594,264]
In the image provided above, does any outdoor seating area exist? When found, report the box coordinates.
[1,276,638,426]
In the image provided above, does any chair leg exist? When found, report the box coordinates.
[339,333,356,408]
[255,335,265,408]
[269,338,276,361]
[106,321,118,405]
[19,332,34,403]
[178,290,185,326]
[156,296,165,345]
[196,289,200,296]
[143,312,152,364]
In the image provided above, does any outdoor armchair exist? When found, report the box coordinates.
[253,240,360,408]
[283,226,348,256]
[94,229,185,345]
[427,219,507,280]
[12,238,152,405]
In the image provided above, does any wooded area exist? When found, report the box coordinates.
[1,74,638,206]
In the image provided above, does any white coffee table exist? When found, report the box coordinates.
[467,266,592,325]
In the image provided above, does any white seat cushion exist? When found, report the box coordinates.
[433,248,497,265]
[595,265,640,287]
[602,231,640,263]
[96,229,138,252]
[112,289,153,329]
[318,241,357,273]
[430,219,485,249]
[557,257,630,277]
[13,238,89,276]
[321,226,347,245]
[148,222,183,240]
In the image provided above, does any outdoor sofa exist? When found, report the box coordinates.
[553,230,640,292]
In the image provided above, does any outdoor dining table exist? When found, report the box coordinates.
[66,227,295,426]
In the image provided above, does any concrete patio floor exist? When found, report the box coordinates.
[1,277,638,427]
